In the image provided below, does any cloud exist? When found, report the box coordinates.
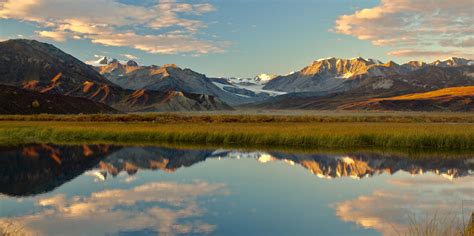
[121,54,139,60]
[0,181,227,236]
[334,175,474,235]
[387,49,474,59]
[36,31,69,42]
[0,0,225,55]
[89,32,225,54]
[334,0,474,59]
[440,37,474,48]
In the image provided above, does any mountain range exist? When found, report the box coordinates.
[0,39,473,113]
[0,39,230,113]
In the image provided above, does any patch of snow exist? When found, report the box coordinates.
[254,73,277,83]
[85,56,108,66]
[211,81,251,98]
[350,56,365,60]
[212,80,287,97]
[225,74,276,85]
[368,58,383,64]
[317,57,336,62]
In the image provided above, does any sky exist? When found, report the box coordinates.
[0,0,473,78]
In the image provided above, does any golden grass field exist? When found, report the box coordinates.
[0,113,473,150]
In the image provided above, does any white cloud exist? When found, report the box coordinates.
[334,0,474,59]
[121,54,139,60]
[0,0,225,55]
[0,181,228,236]
[89,32,225,54]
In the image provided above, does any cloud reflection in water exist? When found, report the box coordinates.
[0,181,228,236]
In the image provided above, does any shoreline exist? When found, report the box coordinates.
[1,118,473,151]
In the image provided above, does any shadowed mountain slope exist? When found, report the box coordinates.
[0,84,118,114]
[0,39,231,112]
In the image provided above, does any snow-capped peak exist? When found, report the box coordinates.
[225,73,277,85]
[85,56,108,66]
[367,58,383,64]
[442,56,462,62]
[317,57,336,62]
[350,56,366,61]
[254,73,277,83]
[96,56,108,65]
[431,57,473,67]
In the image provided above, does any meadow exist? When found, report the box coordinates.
[0,113,473,150]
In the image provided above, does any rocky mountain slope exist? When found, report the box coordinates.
[0,39,231,112]
[262,57,473,94]
[249,63,474,111]
[263,57,411,93]
[0,84,118,114]
[95,60,263,105]
[339,86,474,112]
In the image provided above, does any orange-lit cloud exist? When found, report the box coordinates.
[387,49,474,59]
[0,0,225,55]
[334,0,474,59]
[37,31,69,42]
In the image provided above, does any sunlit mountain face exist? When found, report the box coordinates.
[0,144,473,235]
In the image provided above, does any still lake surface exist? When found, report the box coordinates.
[0,144,473,236]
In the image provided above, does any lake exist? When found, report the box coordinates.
[0,144,473,236]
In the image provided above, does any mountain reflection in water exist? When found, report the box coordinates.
[0,144,472,236]
[0,144,472,197]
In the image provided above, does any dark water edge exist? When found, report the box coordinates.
[0,143,473,197]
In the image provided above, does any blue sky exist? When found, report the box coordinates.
[0,0,472,77]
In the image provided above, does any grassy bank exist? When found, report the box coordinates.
[1,112,474,123]
[0,120,473,150]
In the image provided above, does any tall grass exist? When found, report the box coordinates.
[0,220,25,236]
[0,121,473,150]
[395,212,474,236]
[0,113,473,123]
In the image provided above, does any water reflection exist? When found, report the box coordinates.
[0,144,472,235]
[335,176,474,235]
[0,144,113,196]
[1,144,472,197]
[1,181,227,236]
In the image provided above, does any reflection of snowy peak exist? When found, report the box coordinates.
[1,144,472,197]
[96,148,474,180]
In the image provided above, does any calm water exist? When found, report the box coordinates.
[0,144,473,236]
